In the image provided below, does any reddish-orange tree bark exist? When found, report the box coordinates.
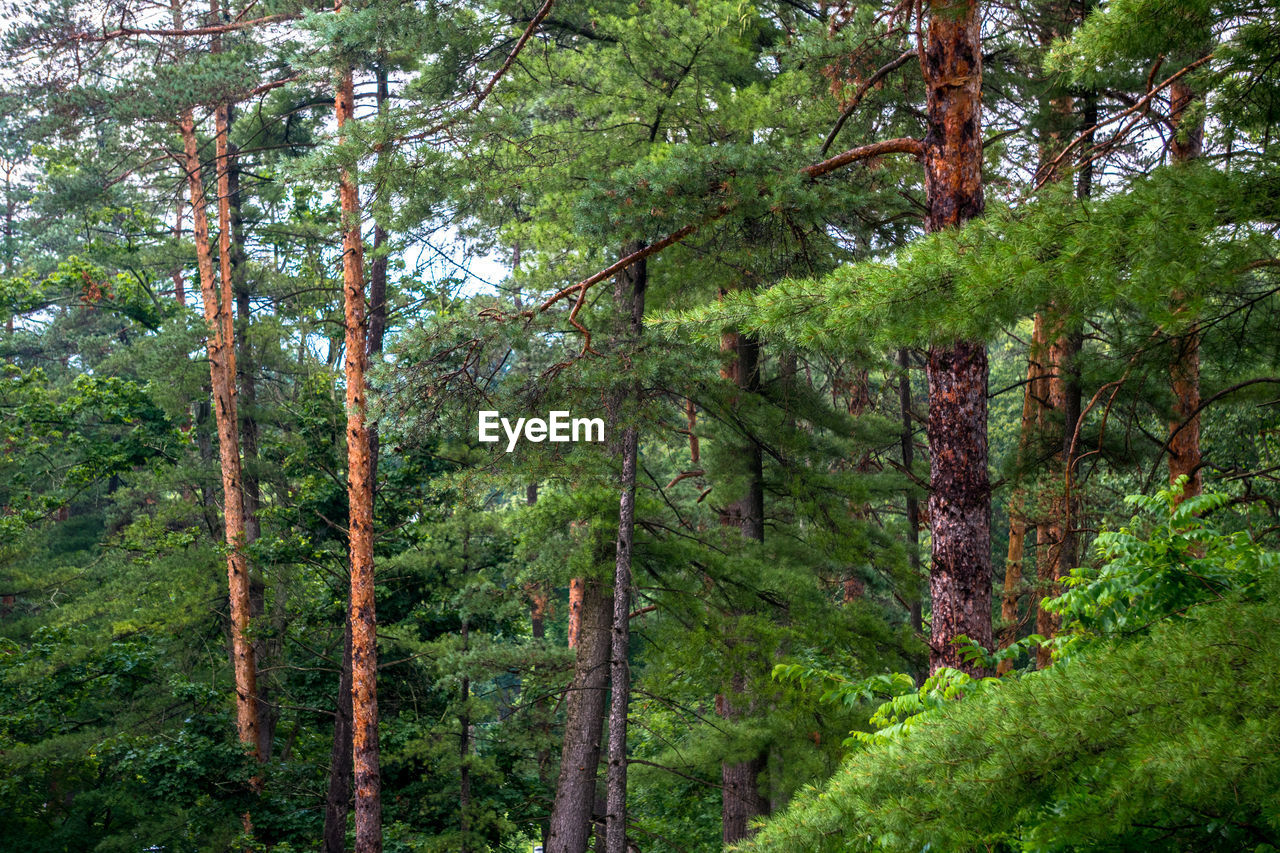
[335,67,382,853]
[178,111,261,759]
[921,0,993,675]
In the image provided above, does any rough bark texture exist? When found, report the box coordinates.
[922,0,984,234]
[1168,78,1203,501]
[605,253,645,853]
[925,341,993,673]
[921,0,992,676]
[179,111,261,760]
[719,678,769,845]
[322,66,390,853]
[547,577,613,853]
[336,68,382,853]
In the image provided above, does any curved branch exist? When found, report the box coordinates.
[530,137,924,322]
[820,49,919,155]
[1036,53,1213,189]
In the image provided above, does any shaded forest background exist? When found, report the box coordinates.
[1,0,1279,850]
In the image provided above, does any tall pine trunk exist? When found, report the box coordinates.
[921,0,992,675]
[336,66,382,853]
[324,63,391,853]
[368,64,390,482]
[1168,76,1203,500]
[605,252,645,853]
[179,111,261,760]
[718,326,768,843]
[220,101,275,759]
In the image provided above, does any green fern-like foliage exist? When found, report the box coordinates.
[1047,478,1280,656]
[741,491,1280,852]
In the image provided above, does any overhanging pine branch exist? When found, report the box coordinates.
[524,138,924,333]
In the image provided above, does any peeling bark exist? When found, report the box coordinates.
[547,577,612,853]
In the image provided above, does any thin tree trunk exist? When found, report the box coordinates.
[1168,76,1203,500]
[172,193,186,306]
[897,349,924,637]
[1033,321,1082,668]
[179,111,261,760]
[322,65,390,853]
[460,617,472,853]
[547,577,612,853]
[921,0,992,676]
[368,63,390,485]
[336,66,382,853]
[997,317,1046,673]
[605,251,645,853]
[1033,68,1092,669]
[221,101,273,759]
[322,65,391,851]
[323,621,355,853]
[839,365,872,602]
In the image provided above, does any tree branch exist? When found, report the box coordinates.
[68,13,295,42]
[1036,53,1214,189]
[821,49,919,155]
